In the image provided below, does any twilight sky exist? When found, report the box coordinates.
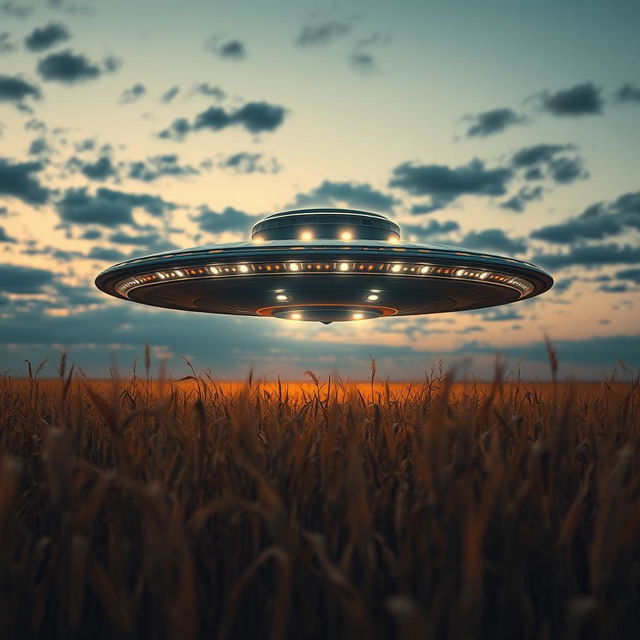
[0,0,639,379]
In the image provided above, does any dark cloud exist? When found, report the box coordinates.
[119,82,146,104]
[291,180,398,212]
[160,85,179,103]
[510,143,587,186]
[159,101,287,140]
[501,185,544,212]
[402,219,459,240]
[0,263,53,293]
[547,156,587,184]
[480,308,524,322]
[80,228,101,240]
[219,152,281,174]
[390,159,512,212]
[0,74,41,103]
[616,268,640,284]
[0,225,17,242]
[206,37,247,60]
[193,206,256,234]
[56,187,175,227]
[464,108,525,138]
[128,154,199,182]
[538,82,604,116]
[533,244,640,269]
[511,143,573,168]
[461,228,527,255]
[28,136,50,155]
[614,83,640,103]
[598,283,629,293]
[24,22,70,51]
[67,155,117,181]
[349,52,376,73]
[530,191,640,244]
[0,157,50,204]
[192,83,225,100]
[36,49,117,84]
[295,20,353,47]
[87,246,127,262]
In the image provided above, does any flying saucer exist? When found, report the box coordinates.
[95,208,553,323]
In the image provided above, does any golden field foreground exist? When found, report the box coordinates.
[1,358,639,640]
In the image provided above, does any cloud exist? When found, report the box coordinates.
[218,152,281,174]
[295,20,353,47]
[206,37,247,60]
[547,156,587,184]
[192,83,225,100]
[614,83,640,103]
[509,143,587,185]
[0,32,16,54]
[0,74,41,103]
[160,85,179,103]
[389,159,512,212]
[530,191,640,244]
[480,308,524,322]
[119,82,146,104]
[0,157,50,204]
[56,187,175,227]
[0,225,17,242]
[460,228,527,255]
[127,154,199,182]
[193,206,257,234]
[511,143,573,168]
[28,136,50,155]
[86,246,127,262]
[159,101,287,140]
[66,155,117,181]
[533,244,640,269]
[0,263,53,293]
[24,22,70,51]
[500,186,544,212]
[538,82,604,116]
[402,219,459,240]
[291,180,398,212]
[349,52,376,73]
[598,283,629,293]
[463,108,525,138]
[36,50,118,84]
[615,268,640,284]
[1,3,33,19]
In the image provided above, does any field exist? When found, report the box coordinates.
[0,356,639,639]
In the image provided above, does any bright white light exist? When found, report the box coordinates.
[209,266,219,274]
[352,313,364,320]
[300,231,313,241]
[276,294,288,301]
[479,272,489,279]
[175,270,184,277]
[157,272,166,279]
[239,264,249,273]
[288,262,300,271]
[366,294,379,301]
[455,269,465,277]
[339,262,350,272]
[388,235,400,244]
[391,264,402,273]
[291,312,302,320]
[420,266,430,274]
[253,235,265,244]
[340,230,353,241]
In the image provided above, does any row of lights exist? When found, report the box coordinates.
[288,311,365,321]
[115,261,534,297]
[253,231,400,243]
[274,289,380,304]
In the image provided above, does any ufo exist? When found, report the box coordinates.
[95,208,553,324]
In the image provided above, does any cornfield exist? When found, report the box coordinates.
[0,353,639,640]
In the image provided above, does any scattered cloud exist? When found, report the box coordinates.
[390,159,512,212]
[218,152,281,174]
[291,180,398,212]
[614,83,640,103]
[56,187,175,227]
[1,2,33,20]
[547,156,587,184]
[598,283,629,293]
[28,136,51,155]
[36,50,119,84]
[0,157,50,204]
[402,219,459,240]
[119,82,146,104]
[158,101,287,140]
[538,82,604,116]
[349,51,376,74]
[191,83,225,100]
[127,154,199,182]
[530,191,640,243]
[0,74,41,104]
[500,185,544,212]
[205,36,247,60]
[533,244,640,269]
[160,85,179,103]
[0,225,17,243]
[511,143,573,168]
[463,108,525,138]
[295,20,353,47]
[193,206,257,234]
[69,155,117,181]
[461,228,527,255]
[509,143,587,186]
[86,246,127,262]
[0,263,53,293]
[0,32,16,54]
[615,268,640,284]
[24,22,70,52]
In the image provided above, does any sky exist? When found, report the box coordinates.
[0,0,639,380]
